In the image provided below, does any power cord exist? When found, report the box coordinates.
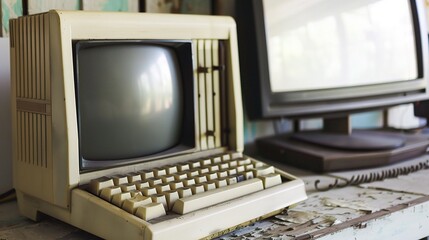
[0,189,16,203]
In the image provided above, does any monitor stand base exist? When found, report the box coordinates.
[256,129,429,173]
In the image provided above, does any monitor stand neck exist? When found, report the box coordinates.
[292,115,405,150]
[323,116,351,135]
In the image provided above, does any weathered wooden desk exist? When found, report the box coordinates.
[2,155,429,240]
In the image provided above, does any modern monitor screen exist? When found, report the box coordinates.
[236,0,429,120]
[264,0,418,93]
[74,41,195,170]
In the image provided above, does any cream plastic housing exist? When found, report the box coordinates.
[10,10,243,209]
[10,11,307,240]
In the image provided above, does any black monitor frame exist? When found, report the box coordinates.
[235,0,429,121]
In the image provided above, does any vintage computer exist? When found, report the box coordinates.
[235,0,429,172]
[9,11,307,239]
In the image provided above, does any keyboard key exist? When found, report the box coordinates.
[182,178,196,187]
[100,186,121,201]
[177,163,190,171]
[203,181,216,191]
[236,166,245,173]
[191,184,205,194]
[254,162,265,168]
[148,178,163,187]
[139,170,154,180]
[173,172,188,181]
[186,169,199,178]
[221,154,231,161]
[153,168,167,177]
[122,195,152,214]
[227,168,237,176]
[112,192,132,207]
[161,175,175,183]
[90,177,114,195]
[141,187,157,196]
[217,170,228,178]
[164,190,180,210]
[193,175,207,184]
[208,164,219,172]
[243,171,254,180]
[177,187,193,198]
[120,183,137,192]
[151,194,168,209]
[218,163,229,170]
[200,159,211,166]
[169,180,184,190]
[226,160,238,167]
[244,164,254,171]
[129,190,143,197]
[237,158,251,166]
[164,165,178,174]
[214,178,227,188]
[111,175,128,186]
[188,161,201,168]
[204,172,218,181]
[231,152,243,159]
[253,166,275,177]
[135,181,150,190]
[156,183,171,193]
[226,176,237,185]
[135,203,166,221]
[236,174,245,182]
[198,167,210,174]
[126,172,142,183]
[172,178,264,214]
[211,157,222,164]
[259,173,282,189]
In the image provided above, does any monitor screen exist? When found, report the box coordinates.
[265,0,418,93]
[74,41,195,170]
[236,0,429,120]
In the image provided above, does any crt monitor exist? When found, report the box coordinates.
[10,9,244,226]
[235,0,429,171]
[74,41,195,170]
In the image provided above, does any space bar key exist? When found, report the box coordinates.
[172,178,264,214]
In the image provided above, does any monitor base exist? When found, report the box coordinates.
[256,130,429,173]
[292,131,405,151]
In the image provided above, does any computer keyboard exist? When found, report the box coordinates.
[81,152,307,239]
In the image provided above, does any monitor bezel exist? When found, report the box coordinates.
[236,0,429,120]
[73,40,196,172]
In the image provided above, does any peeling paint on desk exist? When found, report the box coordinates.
[217,174,423,240]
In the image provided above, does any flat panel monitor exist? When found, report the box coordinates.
[235,0,429,171]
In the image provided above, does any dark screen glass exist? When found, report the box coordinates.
[76,44,184,160]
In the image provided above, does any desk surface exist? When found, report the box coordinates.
[2,156,429,240]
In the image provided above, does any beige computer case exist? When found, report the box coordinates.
[10,11,306,240]
[10,8,242,218]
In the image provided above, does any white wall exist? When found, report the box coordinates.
[0,38,12,194]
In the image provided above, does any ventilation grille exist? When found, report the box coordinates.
[13,14,50,100]
[195,39,223,150]
[16,112,49,167]
[11,14,51,168]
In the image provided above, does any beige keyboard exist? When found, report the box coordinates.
[83,152,307,239]
[90,153,278,219]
